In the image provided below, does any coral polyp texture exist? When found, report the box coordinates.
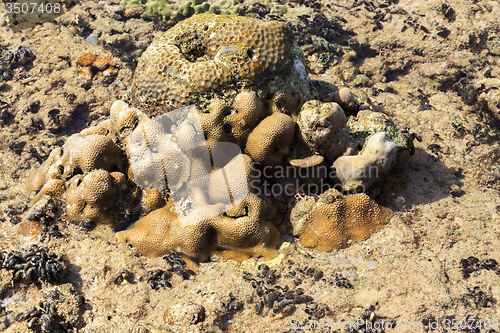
[116,193,281,261]
[128,14,307,115]
[27,121,141,224]
[28,14,418,261]
[290,189,394,251]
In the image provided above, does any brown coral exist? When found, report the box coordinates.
[208,153,253,207]
[293,189,394,251]
[60,134,126,179]
[225,90,265,144]
[196,90,265,147]
[110,100,140,139]
[66,170,140,223]
[28,121,140,225]
[77,53,118,80]
[116,193,281,261]
[126,117,191,191]
[210,194,282,261]
[27,14,412,264]
[245,112,295,166]
[76,53,97,67]
[116,200,215,259]
[28,130,127,203]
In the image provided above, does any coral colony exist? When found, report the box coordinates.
[29,14,417,261]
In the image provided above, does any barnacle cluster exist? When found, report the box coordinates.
[28,14,415,261]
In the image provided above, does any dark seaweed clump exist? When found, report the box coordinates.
[16,289,85,333]
[242,263,333,320]
[144,253,195,290]
[462,286,496,309]
[0,244,66,284]
[461,256,499,278]
[27,202,64,241]
[0,45,35,82]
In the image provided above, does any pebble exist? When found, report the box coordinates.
[85,36,99,46]
[164,303,206,325]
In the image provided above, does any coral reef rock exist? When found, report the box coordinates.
[28,14,415,261]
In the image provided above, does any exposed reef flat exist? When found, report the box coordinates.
[0,0,500,332]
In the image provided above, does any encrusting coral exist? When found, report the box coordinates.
[290,189,394,251]
[116,193,281,261]
[27,14,418,262]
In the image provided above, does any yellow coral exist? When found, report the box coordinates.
[196,90,265,147]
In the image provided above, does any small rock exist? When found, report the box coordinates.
[85,35,99,46]
[450,184,464,198]
[124,7,145,18]
[164,303,206,325]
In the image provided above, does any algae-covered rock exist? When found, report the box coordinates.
[297,100,348,159]
[120,0,245,21]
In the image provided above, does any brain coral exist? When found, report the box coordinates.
[66,170,140,223]
[116,193,281,261]
[28,14,418,262]
[127,14,309,115]
[28,121,141,224]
